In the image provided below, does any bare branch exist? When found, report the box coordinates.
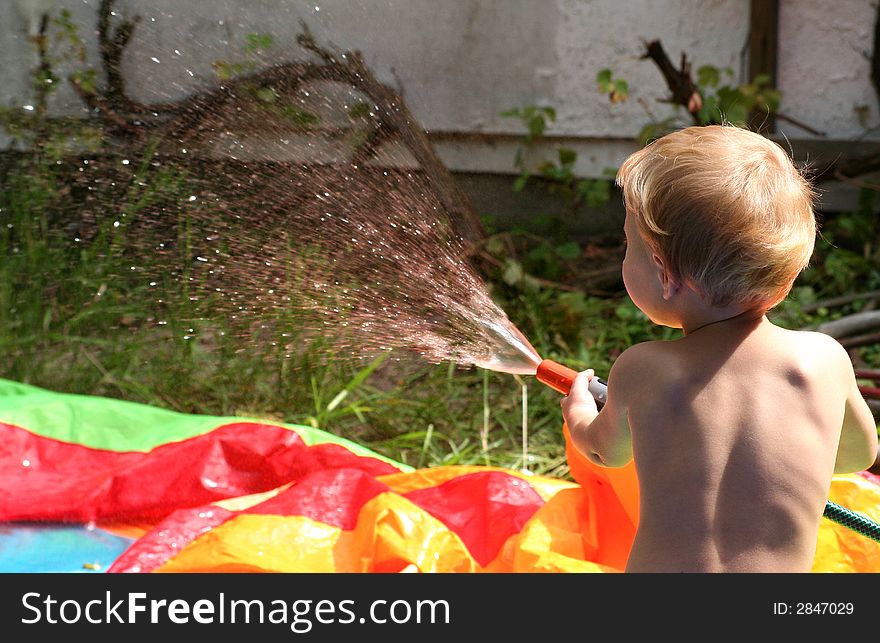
[642,40,702,123]
[73,5,485,240]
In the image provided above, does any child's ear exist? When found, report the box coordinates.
[652,254,680,300]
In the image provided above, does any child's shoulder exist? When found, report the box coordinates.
[611,325,848,375]
[767,326,852,374]
[764,324,849,360]
[607,339,676,384]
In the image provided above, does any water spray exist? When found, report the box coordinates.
[472,318,608,406]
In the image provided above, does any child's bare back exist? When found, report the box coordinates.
[561,125,878,572]
[617,316,870,572]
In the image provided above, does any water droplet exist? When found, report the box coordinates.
[151,56,161,64]
[22,459,30,467]
[22,105,34,111]
[113,221,120,228]
[121,159,130,165]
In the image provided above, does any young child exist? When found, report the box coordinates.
[561,125,878,572]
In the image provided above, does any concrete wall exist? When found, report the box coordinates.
[1,0,877,188]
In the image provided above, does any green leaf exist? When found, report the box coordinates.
[697,94,721,125]
[614,303,635,320]
[558,147,577,167]
[527,244,553,263]
[636,123,659,146]
[697,65,720,88]
[245,33,274,54]
[348,102,371,118]
[759,89,781,112]
[542,106,557,121]
[485,236,506,255]
[555,242,581,260]
[212,61,233,81]
[499,107,521,118]
[502,259,524,285]
[723,103,749,126]
[255,87,278,103]
[636,120,676,145]
[540,164,569,182]
[512,174,529,192]
[281,106,320,126]
[584,180,610,208]
[71,69,97,94]
[596,68,612,87]
[527,114,546,138]
[343,351,390,392]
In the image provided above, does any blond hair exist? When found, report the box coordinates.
[616,125,816,309]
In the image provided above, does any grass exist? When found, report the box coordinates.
[0,146,583,476]
[1,145,878,478]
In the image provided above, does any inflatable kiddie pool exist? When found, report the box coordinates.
[0,379,876,572]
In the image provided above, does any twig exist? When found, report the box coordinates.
[774,112,826,137]
[839,331,880,348]
[831,169,880,192]
[98,0,142,113]
[817,310,880,338]
[70,76,144,137]
[33,14,51,118]
[476,250,592,293]
[75,6,487,241]
[812,151,880,184]
[642,40,702,123]
[801,290,880,313]
[296,21,338,66]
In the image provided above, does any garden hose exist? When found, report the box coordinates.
[536,359,880,544]
[823,500,880,542]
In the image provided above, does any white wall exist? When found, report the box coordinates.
[1,0,877,175]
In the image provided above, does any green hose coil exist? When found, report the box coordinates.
[823,500,880,543]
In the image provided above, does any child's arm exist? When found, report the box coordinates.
[830,343,879,474]
[560,349,636,467]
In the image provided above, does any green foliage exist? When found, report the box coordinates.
[347,102,371,119]
[602,58,783,143]
[245,33,274,54]
[501,104,614,213]
[499,105,556,145]
[0,8,101,155]
[695,66,781,127]
[212,60,257,81]
[806,189,880,295]
[770,188,880,339]
[596,68,629,104]
[280,105,320,126]
[212,33,323,129]
[213,32,275,81]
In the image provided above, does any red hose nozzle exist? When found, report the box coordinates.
[536,359,577,395]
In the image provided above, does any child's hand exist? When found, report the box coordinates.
[560,369,599,430]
